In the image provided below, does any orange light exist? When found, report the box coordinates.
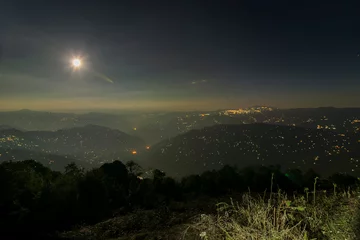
[146,146,150,150]
[132,150,137,155]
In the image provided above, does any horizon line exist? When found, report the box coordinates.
[0,106,358,114]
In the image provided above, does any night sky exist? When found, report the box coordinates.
[1,1,360,111]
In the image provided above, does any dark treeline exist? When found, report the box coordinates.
[0,160,358,239]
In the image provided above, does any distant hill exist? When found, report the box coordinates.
[147,124,360,177]
[0,110,132,132]
[0,125,146,164]
[0,125,20,130]
[134,113,245,144]
[0,147,91,171]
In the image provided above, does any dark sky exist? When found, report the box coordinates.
[1,0,360,111]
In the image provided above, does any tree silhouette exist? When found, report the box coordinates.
[126,160,143,176]
[65,162,84,178]
[77,169,108,223]
[100,160,129,209]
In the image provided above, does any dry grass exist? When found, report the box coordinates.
[61,185,360,240]
[187,189,360,240]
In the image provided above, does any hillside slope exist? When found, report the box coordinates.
[147,124,360,177]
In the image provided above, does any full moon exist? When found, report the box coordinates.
[72,58,81,68]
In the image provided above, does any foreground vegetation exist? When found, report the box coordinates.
[62,190,360,240]
[0,159,359,239]
[189,189,360,239]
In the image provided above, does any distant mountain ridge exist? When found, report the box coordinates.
[0,110,133,132]
[0,125,20,130]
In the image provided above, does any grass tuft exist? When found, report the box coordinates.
[188,190,360,240]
